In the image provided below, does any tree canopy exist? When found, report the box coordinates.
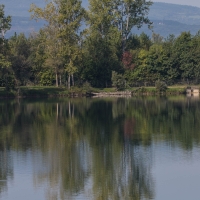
[3,1,200,89]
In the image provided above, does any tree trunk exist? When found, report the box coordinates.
[56,72,58,87]
[59,74,62,86]
[68,75,71,89]
[72,74,74,86]
[72,103,74,118]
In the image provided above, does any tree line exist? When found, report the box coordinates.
[1,1,200,90]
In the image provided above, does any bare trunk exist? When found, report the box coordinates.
[126,7,130,38]
[68,75,71,89]
[121,3,124,52]
[72,103,74,118]
[59,74,62,86]
[56,72,58,87]
[72,74,74,86]
[123,6,130,52]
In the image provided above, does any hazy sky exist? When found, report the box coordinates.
[152,0,200,7]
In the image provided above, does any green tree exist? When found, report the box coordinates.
[191,33,200,83]
[83,0,152,87]
[0,4,12,89]
[83,0,121,87]
[112,70,125,90]
[170,32,193,83]
[0,4,11,43]
[28,30,48,85]
[139,32,152,50]
[30,0,85,88]
[58,0,85,89]
[151,32,163,44]
[117,0,153,51]
[30,1,64,87]
[9,33,32,86]
[161,34,176,84]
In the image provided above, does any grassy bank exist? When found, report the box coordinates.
[0,86,88,98]
[0,85,189,98]
[130,86,186,95]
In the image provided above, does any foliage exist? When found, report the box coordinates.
[39,70,54,86]
[0,4,11,39]
[155,80,167,93]
[111,71,126,91]
[0,4,12,90]
[3,3,200,90]
[82,81,93,92]
[29,0,85,88]
[9,33,32,86]
[122,51,135,70]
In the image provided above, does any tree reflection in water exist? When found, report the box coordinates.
[0,147,13,195]
[29,99,154,199]
[1,96,200,199]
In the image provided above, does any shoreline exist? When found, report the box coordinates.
[0,86,190,98]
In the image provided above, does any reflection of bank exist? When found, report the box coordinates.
[186,87,199,97]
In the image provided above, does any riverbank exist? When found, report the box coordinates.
[0,86,87,98]
[0,86,190,98]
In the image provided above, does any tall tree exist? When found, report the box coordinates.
[0,4,11,43]
[30,0,85,88]
[30,1,63,87]
[9,33,32,86]
[84,0,121,87]
[83,0,152,87]
[116,0,153,51]
[170,32,193,83]
[28,30,48,85]
[58,0,85,89]
[0,5,12,89]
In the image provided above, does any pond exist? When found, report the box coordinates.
[0,96,200,200]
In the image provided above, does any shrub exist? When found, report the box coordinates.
[82,81,92,92]
[39,70,54,86]
[155,80,167,93]
[111,71,125,91]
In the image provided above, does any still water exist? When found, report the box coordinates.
[0,97,200,200]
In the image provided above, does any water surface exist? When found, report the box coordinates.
[0,97,200,200]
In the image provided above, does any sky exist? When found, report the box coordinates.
[152,0,200,8]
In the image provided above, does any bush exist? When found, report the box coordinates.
[111,71,125,91]
[82,81,92,92]
[39,70,54,86]
[155,80,167,93]
[2,75,15,91]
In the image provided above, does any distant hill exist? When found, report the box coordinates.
[133,20,200,38]
[149,2,200,25]
[133,2,200,37]
[2,0,87,17]
[10,16,45,36]
[2,1,200,38]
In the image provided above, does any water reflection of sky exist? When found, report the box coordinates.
[1,151,45,200]
[1,144,200,200]
[153,143,200,200]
